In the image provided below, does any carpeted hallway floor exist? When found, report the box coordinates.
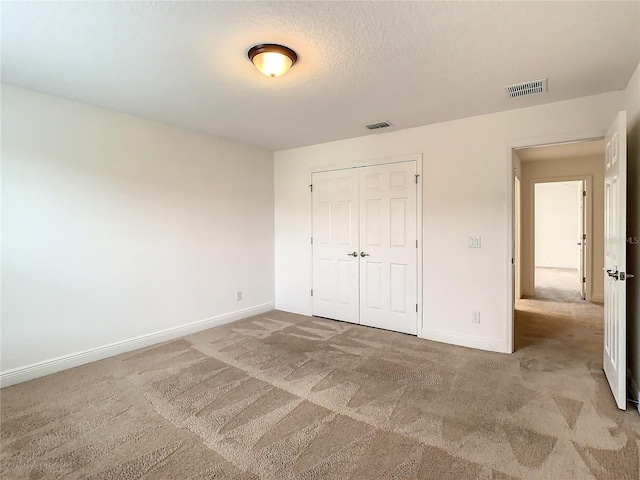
[2,271,639,479]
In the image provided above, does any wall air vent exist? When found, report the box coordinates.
[365,121,392,130]
[505,79,547,98]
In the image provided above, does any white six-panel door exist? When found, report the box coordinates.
[312,169,360,324]
[312,161,418,335]
[603,111,627,410]
[359,162,417,334]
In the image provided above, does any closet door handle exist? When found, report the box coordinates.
[347,252,358,257]
[360,252,370,257]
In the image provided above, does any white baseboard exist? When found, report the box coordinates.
[0,302,275,389]
[421,329,509,354]
[628,369,640,415]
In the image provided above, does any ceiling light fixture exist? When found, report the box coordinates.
[248,44,297,78]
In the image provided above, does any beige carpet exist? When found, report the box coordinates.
[534,267,583,301]
[2,275,639,479]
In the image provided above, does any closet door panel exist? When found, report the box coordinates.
[312,161,418,335]
[359,162,417,334]
[311,169,360,324]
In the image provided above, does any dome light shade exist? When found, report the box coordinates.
[248,44,297,78]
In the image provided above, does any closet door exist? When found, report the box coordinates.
[359,162,418,334]
[311,169,360,324]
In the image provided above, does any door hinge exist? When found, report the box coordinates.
[415,174,419,184]
[311,237,313,245]
[583,233,587,240]
[583,277,586,283]
[311,289,313,296]
[416,304,418,312]
[416,240,418,248]
[309,184,313,192]
[583,190,587,197]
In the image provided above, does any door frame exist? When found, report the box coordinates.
[514,176,522,301]
[506,133,604,353]
[309,154,424,334]
[527,175,593,301]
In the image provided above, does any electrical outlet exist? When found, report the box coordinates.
[472,311,481,324]
[236,291,243,301]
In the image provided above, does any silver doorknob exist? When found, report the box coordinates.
[347,252,358,257]
[606,268,620,280]
[360,252,370,257]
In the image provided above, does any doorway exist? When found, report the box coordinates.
[509,112,629,411]
[511,138,605,348]
[514,139,605,304]
[534,180,587,300]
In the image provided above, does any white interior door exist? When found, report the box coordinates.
[359,162,418,334]
[579,180,586,300]
[312,169,360,324]
[603,111,627,410]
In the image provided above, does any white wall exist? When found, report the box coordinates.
[534,182,582,269]
[275,91,624,353]
[625,61,640,406]
[1,85,275,383]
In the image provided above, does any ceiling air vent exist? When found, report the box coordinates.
[365,121,392,130]
[505,79,547,98]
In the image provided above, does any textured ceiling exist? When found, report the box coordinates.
[518,139,605,162]
[2,1,639,151]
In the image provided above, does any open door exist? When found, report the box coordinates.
[579,180,586,300]
[603,111,628,410]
